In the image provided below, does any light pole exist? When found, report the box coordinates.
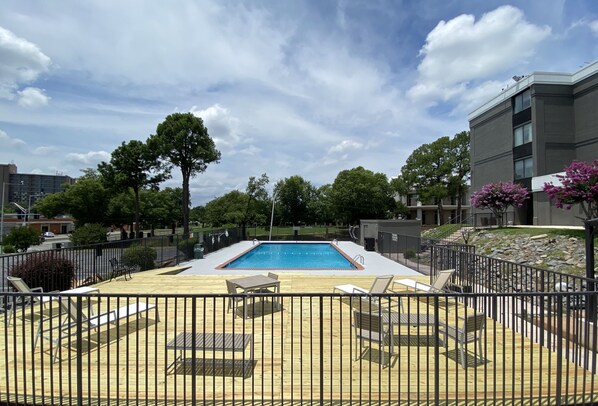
[1,181,23,246]
[26,192,43,227]
[268,191,277,241]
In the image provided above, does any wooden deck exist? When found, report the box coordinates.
[1,267,597,404]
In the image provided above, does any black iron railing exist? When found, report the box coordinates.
[1,290,597,404]
[0,228,242,293]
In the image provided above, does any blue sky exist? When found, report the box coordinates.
[1,0,597,205]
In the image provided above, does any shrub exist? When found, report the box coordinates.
[4,226,41,252]
[404,249,416,260]
[69,223,108,246]
[10,252,76,292]
[2,244,16,254]
[122,245,157,271]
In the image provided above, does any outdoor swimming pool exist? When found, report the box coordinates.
[219,242,361,270]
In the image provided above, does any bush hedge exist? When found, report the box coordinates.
[10,252,76,292]
[122,245,157,272]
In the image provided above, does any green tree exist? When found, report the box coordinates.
[274,176,317,225]
[330,167,394,224]
[4,226,40,252]
[98,140,167,238]
[142,188,183,234]
[69,223,108,246]
[204,191,247,227]
[448,131,470,222]
[149,113,221,238]
[399,137,453,225]
[35,169,111,227]
[243,174,270,226]
[310,184,335,225]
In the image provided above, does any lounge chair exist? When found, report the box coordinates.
[438,312,486,368]
[353,310,395,367]
[393,269,455,293]
[36,296,158,363]
[333,275,393,296]
[333,275,394,309]
[5,276,98,325]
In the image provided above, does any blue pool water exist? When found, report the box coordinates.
[222,243,357,269]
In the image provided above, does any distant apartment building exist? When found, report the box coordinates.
[0,163,75,207]
[1,163,76,237]
[397,193,469,226]
[468,60,598,226]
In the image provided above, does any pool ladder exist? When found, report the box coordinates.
[353,254,364,265]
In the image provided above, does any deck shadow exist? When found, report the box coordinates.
[170,358,257,378]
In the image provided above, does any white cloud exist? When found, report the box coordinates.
[190,104,243,150]
[17,87,50,108]
[32,146,58,155]
[0,129,26,147]
[408,5,551,105]
[328,140,363,154]
[0,26,51,100]
[590,20,598,36]
[65,150,110,165]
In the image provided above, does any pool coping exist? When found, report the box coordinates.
[215,241,365,271]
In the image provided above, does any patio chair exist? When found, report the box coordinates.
[353,310,395,367]
[108,257,133,281]
[438,312,486,368]
[226,280,247,318]
[255,273,279,294]
[36,296,159,363]
[393,269,455,293]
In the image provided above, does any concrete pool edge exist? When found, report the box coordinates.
[215,241,365,271]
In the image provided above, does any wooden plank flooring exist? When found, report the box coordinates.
[1,268,596,404]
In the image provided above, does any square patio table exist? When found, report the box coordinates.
[166,332,254,376]
[228,275,280,294]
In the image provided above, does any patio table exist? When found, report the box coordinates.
[228,275,280,294]
[166,332,254,376]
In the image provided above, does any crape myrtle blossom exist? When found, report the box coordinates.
[470,181,529,227]
[543,160,598,221]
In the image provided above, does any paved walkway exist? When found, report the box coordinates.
[179,240,421,277]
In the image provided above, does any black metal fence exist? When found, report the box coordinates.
[0,228,242,293]
[377,231,476,275]
[1,289,597,404]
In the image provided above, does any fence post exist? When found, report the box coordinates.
[76,296,83,405]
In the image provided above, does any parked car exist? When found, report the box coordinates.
[43,231,56,238]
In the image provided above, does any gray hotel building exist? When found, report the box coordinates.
[468,60,598,226]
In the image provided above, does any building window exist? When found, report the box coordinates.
[514,89,531,113]
[514,157,533,179]
[514,123,532,146]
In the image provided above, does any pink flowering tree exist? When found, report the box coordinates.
[543,160,598,221]
[470,181,529,227]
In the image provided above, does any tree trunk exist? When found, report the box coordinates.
[134,188,141,237]
[456,186,463,223]
[437,200,444,225]
[182,173,190,239]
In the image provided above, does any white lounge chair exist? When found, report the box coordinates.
[333,275,394,296]
[393,269,455,293]
[36,296,159,363]
[6,276,98,325]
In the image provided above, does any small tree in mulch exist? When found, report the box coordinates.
[10,252,76,292]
